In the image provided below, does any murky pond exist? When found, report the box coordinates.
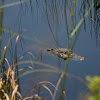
[0,0,100,100]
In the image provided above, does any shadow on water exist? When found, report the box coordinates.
[0,0,100,100]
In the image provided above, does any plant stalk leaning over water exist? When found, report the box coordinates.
[59,2,94,100]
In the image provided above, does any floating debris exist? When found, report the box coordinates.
[47,48,85,61]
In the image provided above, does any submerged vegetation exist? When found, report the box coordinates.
[0,0,100,100]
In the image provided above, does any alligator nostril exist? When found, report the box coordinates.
[47,49,51,51]
[80,57,85,61]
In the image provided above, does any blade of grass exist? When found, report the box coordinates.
[42,84,53,98]
[0,28,48,46]
[11,85,18,100]
[0,0,30,9]
[0,35,14,67]
[1,89,10,100]
[26,81,57,97]
[15,60,59,71]
[17,69,63,79]
[53,73,64,100]
[70,3,94,38]
[68,2,94,49]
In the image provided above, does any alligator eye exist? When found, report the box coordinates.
[64,52,67,54]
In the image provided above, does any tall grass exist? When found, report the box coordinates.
[58,1,95,100]
[0,33,86,99]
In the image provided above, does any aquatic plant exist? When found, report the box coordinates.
[86,76,100,100]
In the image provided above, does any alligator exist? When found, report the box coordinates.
[47,48,85,61]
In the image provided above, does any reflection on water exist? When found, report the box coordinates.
[0,0,100,100]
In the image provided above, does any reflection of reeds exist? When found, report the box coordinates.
[0,0,30,9]
[80,0,100,47]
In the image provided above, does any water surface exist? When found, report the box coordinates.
[0,0,100,100]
